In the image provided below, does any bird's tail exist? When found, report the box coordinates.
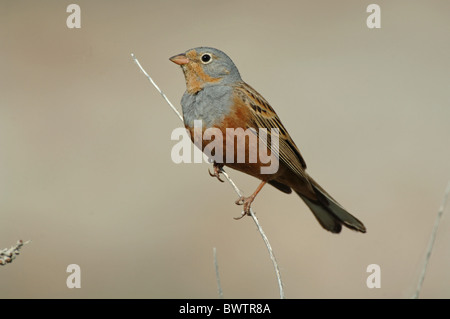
[295,176,366,234]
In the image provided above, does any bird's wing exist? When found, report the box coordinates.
[233,81,308,179]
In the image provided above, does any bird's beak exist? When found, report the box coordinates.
[169,53,189,65]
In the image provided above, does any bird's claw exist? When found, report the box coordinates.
[233,211,247,220]
[208,163,224,183]
[233,196,254,220]
[208,168,224,182]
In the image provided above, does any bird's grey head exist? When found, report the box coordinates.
[170,47,242,94]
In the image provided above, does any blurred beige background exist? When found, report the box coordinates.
[1,0,450,298]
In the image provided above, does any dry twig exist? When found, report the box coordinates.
[213,247,224,299]
[0,240,31,266]
[411,181,450,298]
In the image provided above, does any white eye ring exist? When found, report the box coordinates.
[200,53,213,64]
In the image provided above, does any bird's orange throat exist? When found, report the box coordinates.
[182,50,222,94]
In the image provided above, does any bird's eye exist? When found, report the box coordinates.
[200,53,212,64]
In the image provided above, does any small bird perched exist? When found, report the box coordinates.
[170,47,366,234]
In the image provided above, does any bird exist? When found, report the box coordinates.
[169,47,366,234]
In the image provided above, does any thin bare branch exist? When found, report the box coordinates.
[220,170,285,299]
[411,181,450,298]
[131,53,183,122]
[131,53,285,299]
[213,247,224,299]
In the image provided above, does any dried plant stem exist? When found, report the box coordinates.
[131,53,285,299]
[0,240,31,266]
[131,54,183,122]
[220,170,285,299]
[412,181,450,299]
[213,247,224,299]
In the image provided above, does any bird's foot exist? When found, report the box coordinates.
[234,195,255,220]
[208,163,224,183]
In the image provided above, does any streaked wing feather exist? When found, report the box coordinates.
[234,82,307,179]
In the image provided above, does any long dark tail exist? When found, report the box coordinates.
[295,176,366,234]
